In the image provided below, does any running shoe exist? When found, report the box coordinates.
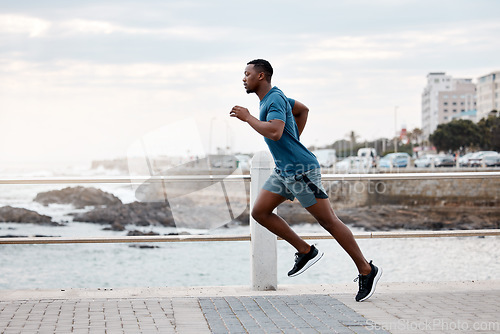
[287,245,324,277]
[354,261,382,302]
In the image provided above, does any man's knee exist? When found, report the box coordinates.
[251,206,269,222]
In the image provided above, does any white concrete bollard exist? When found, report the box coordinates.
[250,151,277,291]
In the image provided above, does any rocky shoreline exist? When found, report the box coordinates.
[278,202,500,231]
[73,201,175,231]
[1,186,498,234]
[0,206,63,226]
[34,186,122,209]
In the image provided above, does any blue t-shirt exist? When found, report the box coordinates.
[259,86,320,176]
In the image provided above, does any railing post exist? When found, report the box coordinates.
[250,151,277,291]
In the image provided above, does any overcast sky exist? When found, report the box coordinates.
[1,0,499,168]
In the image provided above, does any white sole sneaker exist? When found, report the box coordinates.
[358,266,383,302]
[288,249,324,277]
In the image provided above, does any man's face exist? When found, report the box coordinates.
[243,64,261,94]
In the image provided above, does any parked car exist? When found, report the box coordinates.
[482,153,500,167]
[414,154,437,168]
[357,148,377,167]
[335,157,367,173]
[468,151,498,167]
[433,155,455,167]
[458,152,475,167]
[379,153,411,168]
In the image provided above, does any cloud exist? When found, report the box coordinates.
[0,14,231,41]
[296,21,500,63]
[1,2,499,165]
[58,18,224,40]
[0,14,51,37]
[0,58,241,90]
[303,36,402,61]
[60,19,118,35]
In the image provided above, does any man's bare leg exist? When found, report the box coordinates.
[251,189,311,254]
[305,198,371,275]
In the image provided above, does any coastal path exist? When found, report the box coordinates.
[1,280,499,333]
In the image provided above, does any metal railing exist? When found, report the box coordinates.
[1,171,499,185]
[1,153,499,290]
[1,229,499,245]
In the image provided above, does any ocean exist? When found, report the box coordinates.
[0,163,499,290]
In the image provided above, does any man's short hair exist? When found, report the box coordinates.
[247,59,273,82]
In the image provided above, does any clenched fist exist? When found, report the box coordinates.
[230,106,251,122]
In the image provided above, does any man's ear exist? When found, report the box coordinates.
[258,72,266,81]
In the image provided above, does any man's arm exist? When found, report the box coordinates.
[230,106,285,141]
[291,100,309,136]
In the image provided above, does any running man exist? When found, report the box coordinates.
[230,59,382,302]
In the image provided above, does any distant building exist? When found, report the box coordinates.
[451,109,477,122]
[476,71,500,121]
[421,72,476,139]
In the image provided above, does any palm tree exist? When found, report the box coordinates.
[410,128,423,147]
[345,131,360,156]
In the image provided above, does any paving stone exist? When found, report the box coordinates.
[1,283,499,333]
[195,295,388,333]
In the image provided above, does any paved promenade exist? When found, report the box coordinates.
[1,280,499,333]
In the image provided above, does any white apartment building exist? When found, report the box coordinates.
[421,72,476,139]
[476,71,500,121]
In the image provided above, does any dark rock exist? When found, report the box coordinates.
[0,206,60,225]
[127,230,160,236]
[111,221,126,231]
[34,186,122,209]
[102,221,126,231]
[73,201,175,227]
[129,244,160,249]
